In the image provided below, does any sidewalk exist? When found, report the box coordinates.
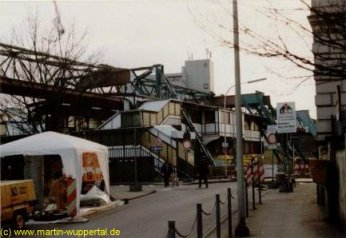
[109,184,157,201]
[216,181,345,238]
[85,179,230,217]
[108,178,232,201]
[79,184,157,219]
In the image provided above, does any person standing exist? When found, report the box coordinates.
[197,156,210,188]
[161,162,173,187]
[171,168,179,187]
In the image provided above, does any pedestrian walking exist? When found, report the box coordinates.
[197,156,210,188]
[161,162,173,187]
[171,168,179,187]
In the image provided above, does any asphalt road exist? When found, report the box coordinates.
[25,182,237,238]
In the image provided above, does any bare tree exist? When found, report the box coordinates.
[188,0,346,84]
[0,6,100,135]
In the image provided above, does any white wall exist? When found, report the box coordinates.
[183,59,214,93]
[336,144,346,227]
[310,0,346,141]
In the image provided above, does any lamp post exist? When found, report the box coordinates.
[223,78,267,151]
[233,0,248,235]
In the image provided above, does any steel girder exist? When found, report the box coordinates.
[0,43,213,103]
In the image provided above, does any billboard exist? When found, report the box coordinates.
[82,152,103,184]
[266,124,278,149]
[276,102,297,133]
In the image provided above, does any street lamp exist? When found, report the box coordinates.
[233,0,249,236]
[222,78,267,152]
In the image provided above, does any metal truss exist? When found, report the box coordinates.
[0,42,214,133]
[0,42,213,103]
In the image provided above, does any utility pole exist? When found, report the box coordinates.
[233,0,249,236]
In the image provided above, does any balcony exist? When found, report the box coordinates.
[192,122,261,142]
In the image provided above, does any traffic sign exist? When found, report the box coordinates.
[266,125,278,149]
[276,102,297,133]
[152,138,163,152]
[183,140,191,150]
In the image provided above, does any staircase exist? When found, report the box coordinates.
[242,91,310,163]
[142,129,195,180]
[157,68,216,166]
[101,65,216,179]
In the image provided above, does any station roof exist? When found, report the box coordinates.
[138,100,170,112]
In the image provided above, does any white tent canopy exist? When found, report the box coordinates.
[0,131,110,214]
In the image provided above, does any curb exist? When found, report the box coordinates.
[80,201,121,219]
[184,179,235,186]
[81,190,157,219]
[125,190,157,202]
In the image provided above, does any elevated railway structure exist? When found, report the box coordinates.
[213,92,317,169]
[0,42,316,181]
[0,43,216,179]
[0,43,211,107]
[0,43,213,131]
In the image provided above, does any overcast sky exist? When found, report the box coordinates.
[0,0,316,117]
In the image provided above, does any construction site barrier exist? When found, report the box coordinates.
[66,177,77,217]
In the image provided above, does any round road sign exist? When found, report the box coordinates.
[154,138,163,147]
[268,134,276,144]
[183,140,191,150]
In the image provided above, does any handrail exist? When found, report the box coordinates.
[97,111,121,129]
[158,64,215,166]
[181,109,215,166]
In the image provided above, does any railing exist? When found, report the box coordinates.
[142,131,195,179]
[141,131,177,166]
[191,122,261,142]
[181,109,215,166]
[108,128,196,179]
[167,182,266,238]
[153,67,215,166]
[115,101,181,128]
[167,188,235,238]
[108,145,166,174]
[98,111,121,130]
[243,130,261,141]
[108,145,151,158]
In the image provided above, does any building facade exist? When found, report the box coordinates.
[309,0,346,226]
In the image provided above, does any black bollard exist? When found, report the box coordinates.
[228,188,233,238]
[245,182,249,217]
[197,203,203,238]
[259,182,262,204]
[168,221,176,238]
[216,194,221,238]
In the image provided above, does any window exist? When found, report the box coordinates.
[205,111,215,123]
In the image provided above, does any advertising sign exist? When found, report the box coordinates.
[82,152,103,183]
[276,102,297,133]
[243,154,261,166]
[266,124,278,149]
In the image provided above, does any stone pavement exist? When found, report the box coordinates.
[213,181,345,238]
[84,180,345,238]
[78,184,158,219]
[108,179,231,201]
[109,184,157,201]
[82,179,229,218]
